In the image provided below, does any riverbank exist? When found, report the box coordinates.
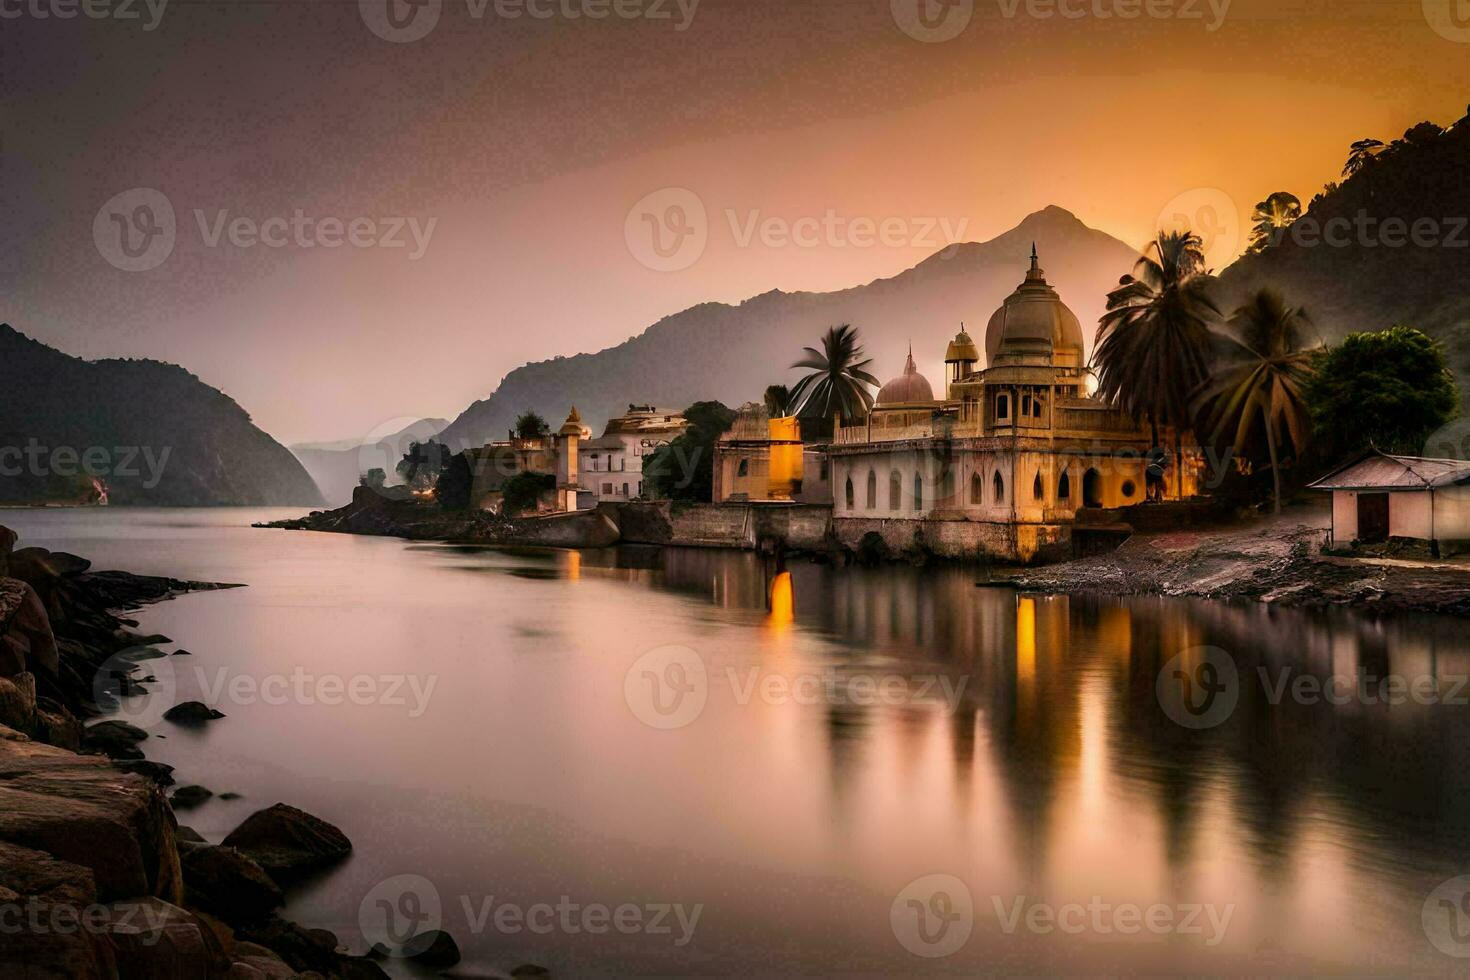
[1001,507,1470,617]
[0,524,402,978]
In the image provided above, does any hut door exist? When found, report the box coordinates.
[1357,492,1389,543]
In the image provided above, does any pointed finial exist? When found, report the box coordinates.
[1030,241,1038,269]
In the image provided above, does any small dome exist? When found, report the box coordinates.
[559,406,585,436]
[983,245,1084,365]
[944,327,980,364]
[876,348,936,405]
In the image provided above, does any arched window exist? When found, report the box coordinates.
[993,471,1005,504]
[940,468,954,504]
[737,459,749,477]
[970,472,983,505]
[866,469,877,509]
[889,470,902,511]
[913,472,923,511]
[1058,469,1071,501]
[844,476,854,508]
[1083,468,1103,508]
[1033,472,1043,500]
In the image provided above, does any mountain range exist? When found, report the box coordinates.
[290,418,449,506]
[436,206,1140,448]
[0,325,322,507]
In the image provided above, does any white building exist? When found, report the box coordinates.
[1309,451,1470,555]
[577,405,687,502]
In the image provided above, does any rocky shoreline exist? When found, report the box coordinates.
[0,524,485,978]
[999,511,1470,618]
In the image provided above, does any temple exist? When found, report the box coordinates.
[828,247,1200,562]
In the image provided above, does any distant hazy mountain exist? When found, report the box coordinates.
[437,205,1140,448]
[291,418,449,506]
[0,324,323,507]
[1217,112,1470,385]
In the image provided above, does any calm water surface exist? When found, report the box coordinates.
[6,507,1470,977]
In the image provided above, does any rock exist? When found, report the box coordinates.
[404,929,462,968]
[81,718,149,760]
[222,804,352,883]
[227,940,299,978]
[171,785,214,809]
[116,759,177,786]
[0,736,182,902]
[100,896,233,980]
[0,671,37,734]
[11,548,92,579]
[176,825,206,843]
[0,525,15,576]
[163,700,226,725]
[0,839,117,978]
[239,916,389,978]
[180,844,284,922]
[220,791,242,800]
[0,578,59,674]
[173,648,193,656]
[511,965,551,977]
[35,698,83,751]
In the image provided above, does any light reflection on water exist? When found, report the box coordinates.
[5,507,1470,976]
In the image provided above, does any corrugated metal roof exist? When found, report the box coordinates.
[1308,452,1470,490]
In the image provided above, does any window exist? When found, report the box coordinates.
[1121,479,1136,498]
[940,469,954,503]
[993,471,1005,504]
[889,471,902,511]
[622,483,629,496]
[820,459,830,480]
[970,472,983,505]
[1021,394,1032,417]
[866,469,877,509]
[637,481,643,496]
[737,459,749,477]
[1033,472,1043,500]
[602,482,613,495]
[913,473,923,511]
[1058,469,1071,500]
[845,477,854,508]
[997,394,1009,419]
[1032,395,1044,418]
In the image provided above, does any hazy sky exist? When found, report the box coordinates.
[4,0,1467,443]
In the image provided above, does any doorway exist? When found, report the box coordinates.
[1357,492,1389,543]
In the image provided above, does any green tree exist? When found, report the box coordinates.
[514,410,551,440]
[642,400,737,501]
[1304,326,1458,462]
[1194,290,1320,513]
[501,471,555,516]
[789,325,880,425]
[1093,230,1219,497]
[1248,191,1302,252]
[397,440,449,490]
[763,384,794,418]
[1342,138,1385,177]
[435,453,473,511]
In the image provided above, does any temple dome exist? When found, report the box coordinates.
[875,348,935,405]
[944,328,980,364]
[983,245,1084,365]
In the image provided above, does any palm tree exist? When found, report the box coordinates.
[763,384,794,418]
[1342,138,1385,177]
[1093,230,1219,498]
[1248,192,1301,252]
[789,324,881,429]
[1193,289,1319,514]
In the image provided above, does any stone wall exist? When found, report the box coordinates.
[832,515,1071,563]
[601,501,832,551]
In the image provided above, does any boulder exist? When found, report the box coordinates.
[100,896,232,980]
[404,928,462,968]
[171,785,214,810]
[163,700,226,725]
[0,840,117,979]
[82,719,149,760]
[180,844,283,923]
[175,825,206,843]
[226,940,298,979]
[221,804,352,883]
[0,736,182,902]
[116,759,176,786]
[0,525,14,576]
[238,916,388,979]
[0,671,37,734]
[35,698,83,751]
[0,579,60,674]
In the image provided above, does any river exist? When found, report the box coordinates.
[6,507,1470,976]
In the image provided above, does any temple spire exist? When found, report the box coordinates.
[1030,242,1039,270]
